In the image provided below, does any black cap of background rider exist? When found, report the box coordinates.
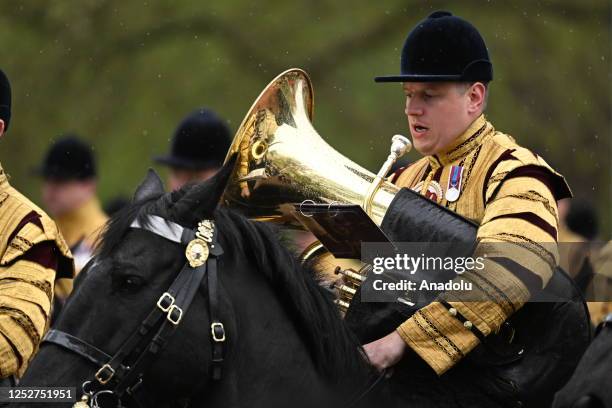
[34,135,97,181]
[0,69,11,131]
[154,108,232,170]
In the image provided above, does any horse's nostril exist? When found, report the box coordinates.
[571,395,604,408]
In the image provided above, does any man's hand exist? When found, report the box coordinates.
[363,330,407,371]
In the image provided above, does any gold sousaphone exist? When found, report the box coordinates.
[222,68,411,311]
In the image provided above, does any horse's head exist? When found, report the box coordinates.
[20,157,371,408]
[20,159,239,407]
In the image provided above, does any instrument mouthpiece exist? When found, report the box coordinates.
[390,135,412,158]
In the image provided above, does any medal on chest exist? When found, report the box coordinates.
[445,165,464,202]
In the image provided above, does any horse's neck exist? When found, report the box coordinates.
[197,259,331,408]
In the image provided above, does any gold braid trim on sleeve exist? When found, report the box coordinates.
[481,232,557,277]
[0,297,45,343]
[0,261,56,377]
[0,261,55,292]
[0,281,51,314]
[1,262,55,310]
[484,146,571,204]
[478,172,560,286]
[0,331,19,379]
[397,253,533,375]
[0,187,72,272]
[0,306,41,346]
[0,315,35,377]
[481,194,558,230]
[447,258,531,324]
[0,193,32,259]
[397,302,479,375]
[2,217,71,267]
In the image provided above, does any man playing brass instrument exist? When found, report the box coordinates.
[363,10,571,386]
[0,68,73,380]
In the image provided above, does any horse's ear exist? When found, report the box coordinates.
[133,169,165,203]
[170,154,237,221]
[204,153,237,207]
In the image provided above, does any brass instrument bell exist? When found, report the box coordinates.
[222,68,411,312]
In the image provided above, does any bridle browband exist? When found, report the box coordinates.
[43,215,227,408]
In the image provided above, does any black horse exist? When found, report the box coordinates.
[16,158,590,408]
[553,315,612,408]
[17,161,387,408]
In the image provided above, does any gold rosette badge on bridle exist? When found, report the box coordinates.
[185,220,214,268]
[72,394,90,408]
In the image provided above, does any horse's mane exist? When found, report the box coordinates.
[214,209,369,381]
[96,191,369,383]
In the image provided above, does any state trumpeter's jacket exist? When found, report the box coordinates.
[391,114,571,375]
[0,163,72,377]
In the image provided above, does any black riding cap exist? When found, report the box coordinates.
[375,11,493,83]
[34,135,97,181]
[0,69,11,131]
[154,108,231,171]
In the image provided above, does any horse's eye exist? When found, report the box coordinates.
[124,277,140,286]
[114,275,145,292]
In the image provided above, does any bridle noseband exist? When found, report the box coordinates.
[43,215,227,408]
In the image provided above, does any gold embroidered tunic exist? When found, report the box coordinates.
[0,163,72,377]
[391,115,571,375]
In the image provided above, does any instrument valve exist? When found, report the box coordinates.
[334,267,365,284]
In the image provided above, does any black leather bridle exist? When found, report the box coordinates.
[43,215,227,408]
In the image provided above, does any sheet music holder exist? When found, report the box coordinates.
[292,203,392,259]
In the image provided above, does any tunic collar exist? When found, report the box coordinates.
[428,114,492,168]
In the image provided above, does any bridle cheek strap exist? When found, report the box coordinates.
[208,255,224,380]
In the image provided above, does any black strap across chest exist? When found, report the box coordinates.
[42,215,227,406]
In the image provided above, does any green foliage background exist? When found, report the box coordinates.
[0,0,609,237]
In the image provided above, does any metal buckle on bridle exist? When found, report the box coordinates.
[211,322,226,342]
[95,363,115,385]
[167,304,183,325]
[156,292,175,312]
